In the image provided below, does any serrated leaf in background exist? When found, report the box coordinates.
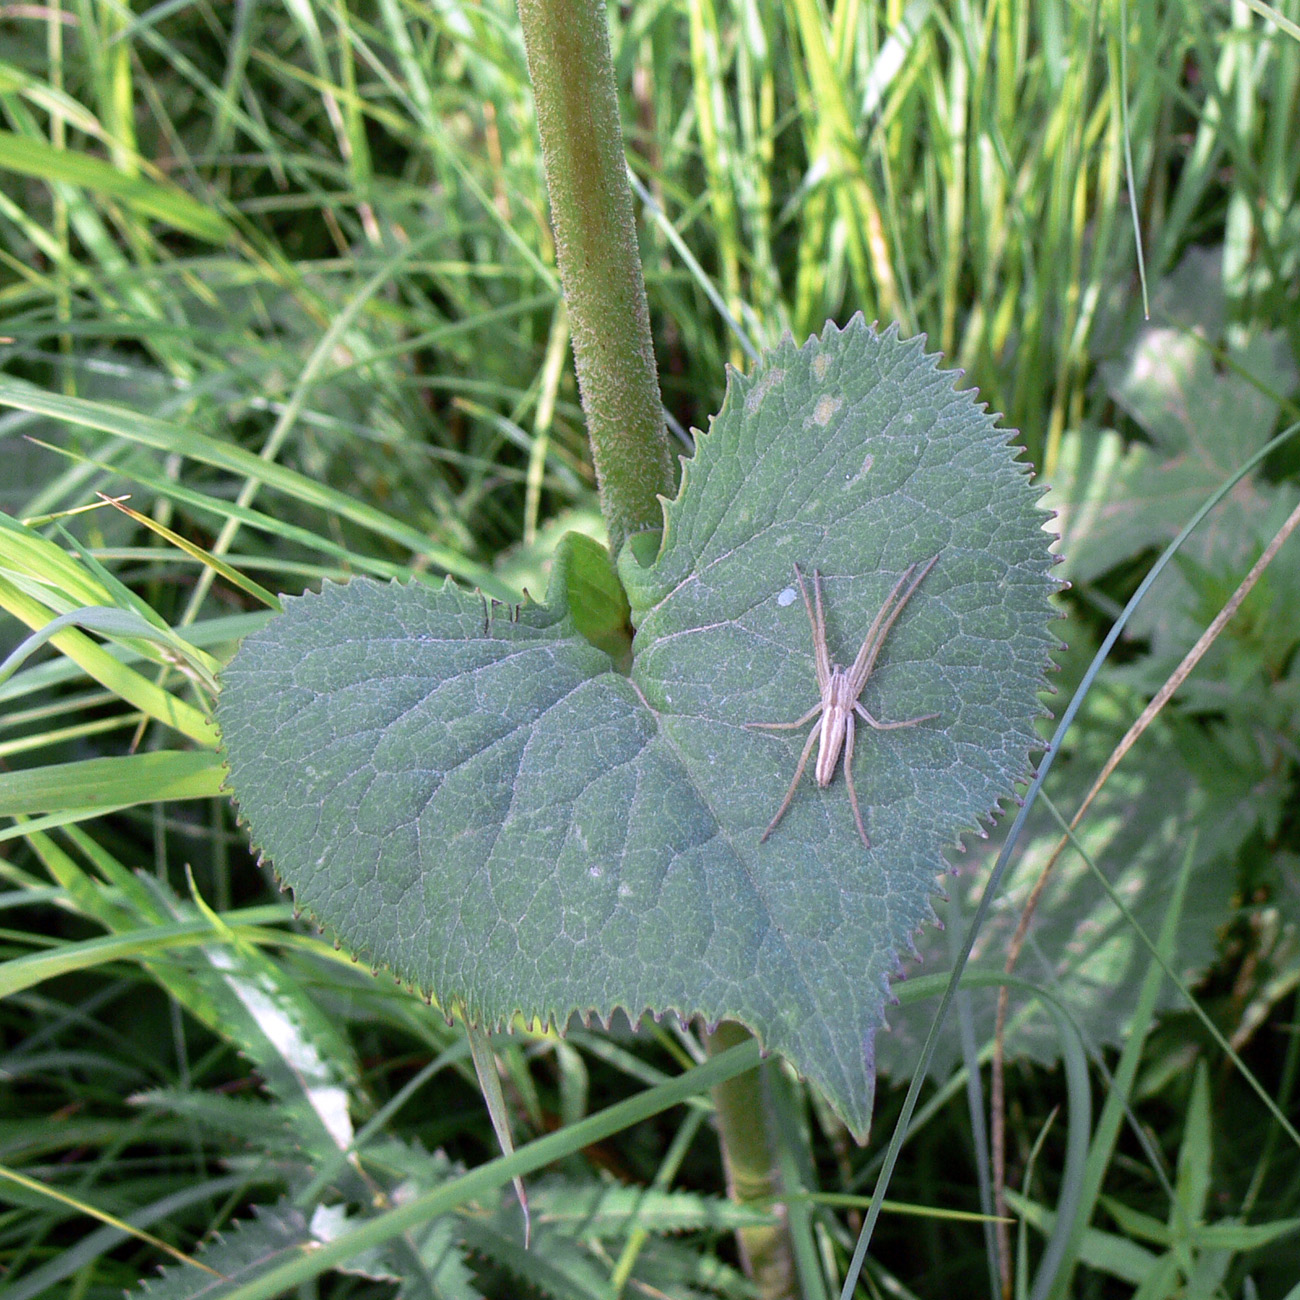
[874,700,1243,1081]
[1045,249,1300,662]
[25,826,367,1171]
[138,1205,312,1300]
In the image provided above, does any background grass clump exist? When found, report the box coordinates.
[1,2,1298,1298]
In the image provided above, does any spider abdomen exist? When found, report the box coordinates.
[815,670,857,787]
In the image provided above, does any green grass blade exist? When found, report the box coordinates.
[0,749,224,816]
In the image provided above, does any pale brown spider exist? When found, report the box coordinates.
[748,556,939,847]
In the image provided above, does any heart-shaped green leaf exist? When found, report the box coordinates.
[218,318,1058,1137]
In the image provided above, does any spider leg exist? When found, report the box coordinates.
[854,703,940,731]
[844,563,915,691]
[841,711,871,847]
[758,715,823,842]
[793,564,831,692]
[847,554,939,697]
[747,701,823,731]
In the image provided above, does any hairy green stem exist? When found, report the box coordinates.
[516,0,675,558]
[705,1021,798,1299]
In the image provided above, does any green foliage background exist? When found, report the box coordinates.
[0,3,1298,1298]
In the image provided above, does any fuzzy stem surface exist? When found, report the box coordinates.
[516,0,675,558]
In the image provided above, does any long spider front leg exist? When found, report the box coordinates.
[793,563,831,693]
[846,554,940,698]
[758,712,824,842]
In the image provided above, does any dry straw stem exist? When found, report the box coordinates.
[0,1165,222,1277]
[989,494,1300,1296]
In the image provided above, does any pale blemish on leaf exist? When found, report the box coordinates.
[812,394,843,427]
[744,366,784,415]
[777,586,797,608]
[812,351,831,380]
